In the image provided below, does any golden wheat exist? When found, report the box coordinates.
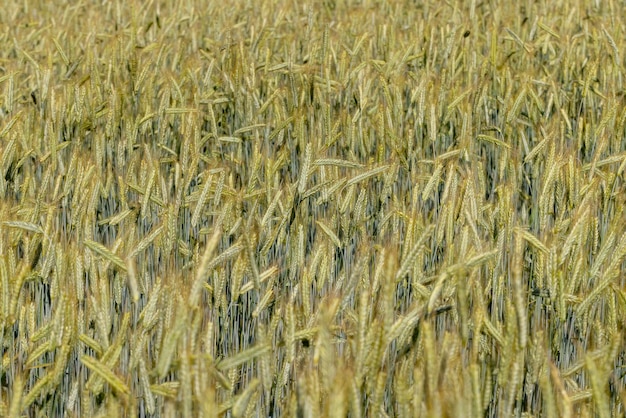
[2,1,626,417]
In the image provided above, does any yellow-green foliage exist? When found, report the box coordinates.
[1,0,626,416]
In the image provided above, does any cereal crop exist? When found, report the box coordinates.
[1,1,626,417]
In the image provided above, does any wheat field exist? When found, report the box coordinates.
[1,0,626,416]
